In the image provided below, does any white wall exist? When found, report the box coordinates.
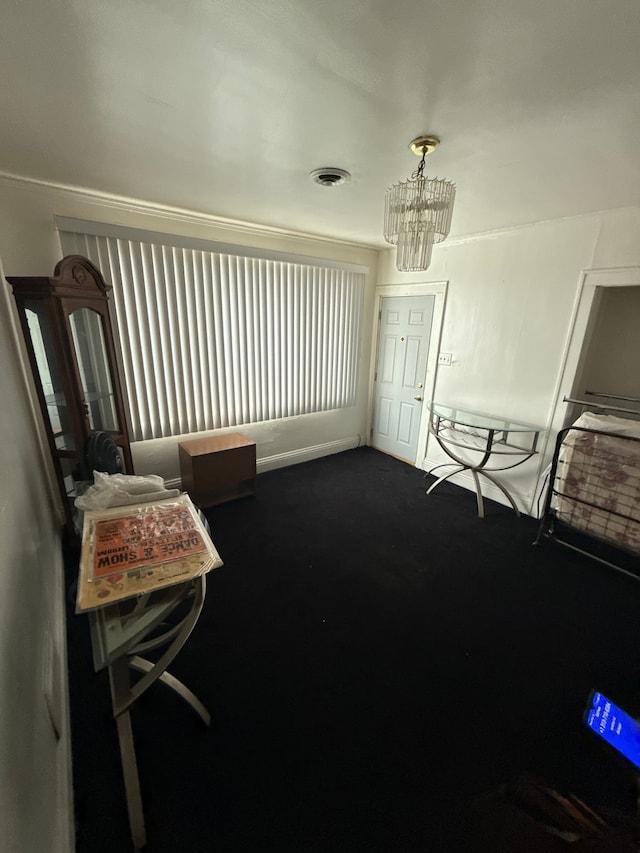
[0,174,379,482]
[376,207,640,513]
[0,256,74,852]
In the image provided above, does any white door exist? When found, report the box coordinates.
[371,294,435,463]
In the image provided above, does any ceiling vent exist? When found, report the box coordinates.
[310,168,351,187]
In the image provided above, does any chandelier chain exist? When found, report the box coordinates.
[413,145,428,182]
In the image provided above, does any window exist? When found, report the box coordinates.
[57,219,365,441]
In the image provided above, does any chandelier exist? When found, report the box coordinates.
[384,135,456,272]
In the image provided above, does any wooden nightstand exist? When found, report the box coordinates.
[178,433,256,508]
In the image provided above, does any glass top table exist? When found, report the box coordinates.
[429,403,543,437]
[426,402,545,517]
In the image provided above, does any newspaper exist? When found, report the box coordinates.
[77,493,223,612]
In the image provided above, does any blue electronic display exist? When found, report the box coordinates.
[584,691,640,770]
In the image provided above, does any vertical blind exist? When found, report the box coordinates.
[58,225,365,441]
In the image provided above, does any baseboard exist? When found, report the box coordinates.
[422,457,536,517]
[256,436,362,473]
[166,436,362,489]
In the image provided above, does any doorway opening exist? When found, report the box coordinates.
[537,267,640,496]
[566,283,640,421]
[549,268,640,433]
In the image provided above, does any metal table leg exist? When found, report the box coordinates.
[108,657,147,851]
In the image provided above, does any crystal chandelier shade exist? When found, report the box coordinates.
[384,136,456,272]
[396,221,435,272]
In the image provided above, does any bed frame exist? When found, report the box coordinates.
[536,392,640,580]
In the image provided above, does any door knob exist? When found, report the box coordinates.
[414,395,422,401]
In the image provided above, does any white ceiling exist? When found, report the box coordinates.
[1,0,639,247]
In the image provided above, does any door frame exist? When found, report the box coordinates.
[367,280,448,468]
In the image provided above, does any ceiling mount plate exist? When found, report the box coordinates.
[409,135,440,156]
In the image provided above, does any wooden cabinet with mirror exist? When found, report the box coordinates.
[8,255,133,533]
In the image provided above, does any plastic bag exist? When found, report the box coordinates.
[75,471,181,511]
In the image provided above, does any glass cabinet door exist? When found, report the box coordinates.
[69,308,120,433]
[24,301,76,452]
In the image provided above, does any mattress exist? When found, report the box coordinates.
[551,412,640,554]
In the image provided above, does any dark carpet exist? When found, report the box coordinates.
[67,447,640,852]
